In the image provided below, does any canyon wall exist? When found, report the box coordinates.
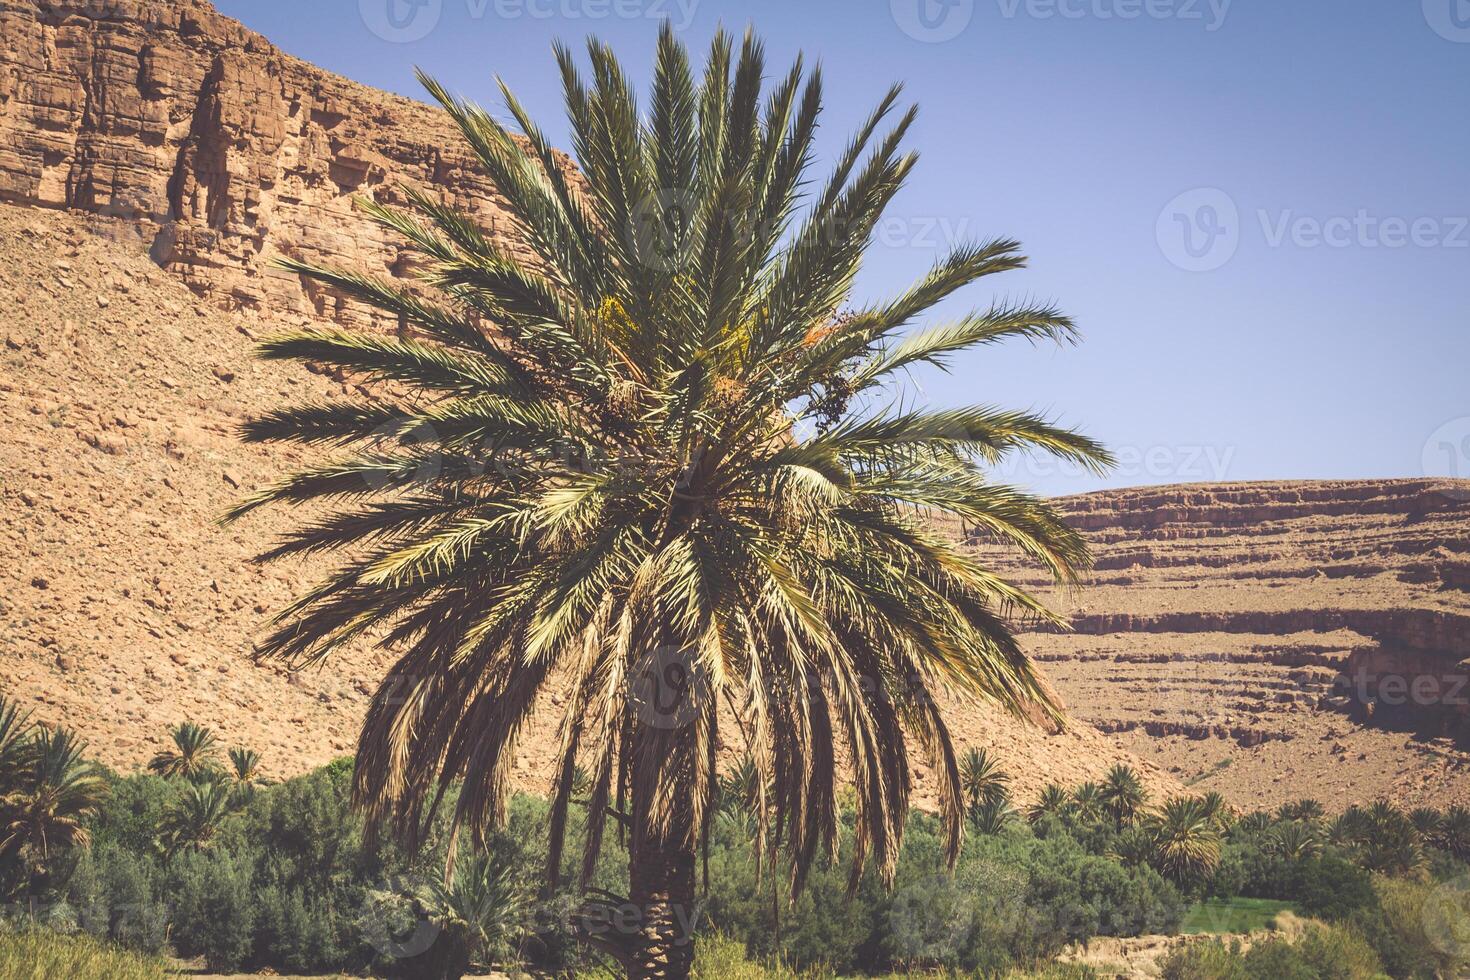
[0,0,550,327]
[965,480,1470,810]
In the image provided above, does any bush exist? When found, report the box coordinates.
[65,842,168,954]
[1290,856,1378,921]
[167,848,257,970]
[1159,939,1250,980]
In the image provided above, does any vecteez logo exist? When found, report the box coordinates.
[1424,0,1470,42]
[1156,188,1240,272]
[892,0,976,42]
[360,0,443,43]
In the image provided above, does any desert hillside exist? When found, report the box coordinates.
[966,481,1470,810]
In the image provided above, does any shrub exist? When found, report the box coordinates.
[1294,923,1386,979]
[1159,939,1250,980]
[167,848,256,970]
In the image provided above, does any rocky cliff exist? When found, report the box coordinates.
[0,0,554,328]
[965,480,1470,810]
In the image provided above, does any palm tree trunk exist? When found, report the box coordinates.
[626,723,698,980]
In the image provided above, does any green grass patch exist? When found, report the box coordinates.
[1181,897,1297,935]
[0,929,175,980]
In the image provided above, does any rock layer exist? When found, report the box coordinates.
[965,480,1470,811]
[0,0,551,328]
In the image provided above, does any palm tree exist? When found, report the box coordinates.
[1072,782,1105,824]
[230,27,1109,978]
[1099,763,1147,827]
[1029,783,1071,826]
[1357,800,1422,876]
[959,747,1011,818]
[415,853,530,979]
[147,722,221,782]
[1409,806,1442,840]
[1198,791,1232,833]
[1234,810,1272,837]
[226,747,266,801]
[0,727,108,909]
[1329,806,1370,848]
[970,794,1015,836]
[1265,820,1322,861]
[158,779,234,856]
[0,696,35,790]
[1148,797,1223,886]
[1277,798,1325,823]
[1436,805,1470,861]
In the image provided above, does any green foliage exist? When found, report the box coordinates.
[0,928,173,980]
[1159,939,1251,980]
[145,722,220,782]
[1163,924,1385,980]
[1181,897,1295,935]
[1147,797,1224,890]
[1100,764,1148,827]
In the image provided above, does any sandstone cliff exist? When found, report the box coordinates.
[0,0,554,328]
[964,480,1470,810]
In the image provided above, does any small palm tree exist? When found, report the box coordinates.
[1072,782,1105,824]
[1265,820,1322,861]
[0,696,36,790]
[1409,807,1442,839]
[959,747,1011,817]
[0,727,108,908]
[147,722,221,782]
[1112,825,1156,867]
[1329,806,1371,847]
[970,793,1015,836]
[1357,800,1422,876]
[1029,783,1071,825]
[416,853,530,978]
[1436,805,1470,861]
[1148,797,1223,886]
[1099,763,1147,827]
[230,26,1109,978]
[1197,791,1232,832]
[1234,811,1272,838]
[718,754,763,817]
[226,747,266,801]
[1278,798,1325,823]
[158,779,234,856]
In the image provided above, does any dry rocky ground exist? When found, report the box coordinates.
[0,202,1181,806]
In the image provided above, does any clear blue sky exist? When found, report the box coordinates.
[215,0,1469,495]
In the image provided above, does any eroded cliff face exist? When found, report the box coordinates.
[965,480,1470,810]
[0,0,550,327]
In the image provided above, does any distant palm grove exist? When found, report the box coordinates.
[2,707,1469,978]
